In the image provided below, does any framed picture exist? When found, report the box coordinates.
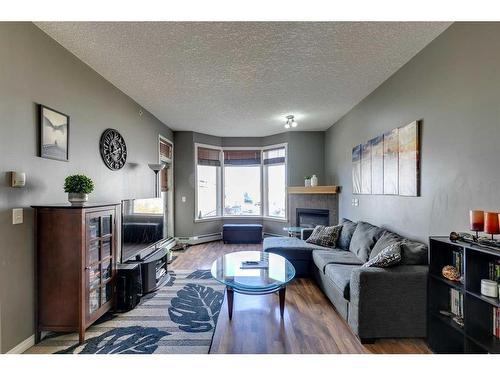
[398,120,420,196]
[370,135,384,195]
[352,144,362,194]
[39,105,69,161]
[383,128,399,195]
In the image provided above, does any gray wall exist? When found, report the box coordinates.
[174,131,325,237]
[325,22,500,243]
[0,23,173,352]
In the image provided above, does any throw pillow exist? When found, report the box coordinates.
[306,225,342,248]
[337,218,357,250]
[362,241,402,268]
[369,230,403,260]
[348,221,385,262]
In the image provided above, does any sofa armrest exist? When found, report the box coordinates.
[301,228,314,240]
[348,265,428,339]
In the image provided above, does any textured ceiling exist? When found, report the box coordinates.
[36,22,450,136]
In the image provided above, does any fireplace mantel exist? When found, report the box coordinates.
[287,185,339,195]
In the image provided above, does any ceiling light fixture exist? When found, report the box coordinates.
[285,115,298,129]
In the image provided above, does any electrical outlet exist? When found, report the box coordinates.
[12,208,23,224]
[181,196,186,203]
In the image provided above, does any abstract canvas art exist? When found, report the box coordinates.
[398,121,420,196]
[361,142,372,194]
[352,144,361,194]
[383,128,399,195]
[370,135,384,195]
[352,120,420,196]
[39,105,69,161]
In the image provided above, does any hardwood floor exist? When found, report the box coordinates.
[170,241,431,354]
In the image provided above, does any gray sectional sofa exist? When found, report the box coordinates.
[263,219,428,342]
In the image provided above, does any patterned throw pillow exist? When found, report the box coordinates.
[306,225,342,248]
[361,241,402,268]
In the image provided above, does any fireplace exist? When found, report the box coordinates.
[296,208,329,228]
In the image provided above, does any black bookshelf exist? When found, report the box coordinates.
[428,236,500,353]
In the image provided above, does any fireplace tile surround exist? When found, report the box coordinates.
[288,192,338,227]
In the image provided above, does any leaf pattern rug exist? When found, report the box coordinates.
[24,269,224,354]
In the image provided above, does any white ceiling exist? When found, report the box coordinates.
[36,22,450,137]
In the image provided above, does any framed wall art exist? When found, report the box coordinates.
[39,105,69,162]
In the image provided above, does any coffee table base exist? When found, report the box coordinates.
[226,286,286,320]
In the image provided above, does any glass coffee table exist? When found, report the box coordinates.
[210,251,296,320]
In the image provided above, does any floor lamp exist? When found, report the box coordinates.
[148,163,166,197]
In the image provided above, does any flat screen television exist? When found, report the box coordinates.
[121,197,166,262]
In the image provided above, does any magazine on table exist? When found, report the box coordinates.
[240,260,269,269]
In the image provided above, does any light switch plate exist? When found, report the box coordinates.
[181,196,186,203]
[12,208,23,224]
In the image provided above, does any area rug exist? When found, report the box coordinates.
[25,269,224,354]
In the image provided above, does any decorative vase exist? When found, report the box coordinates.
[305,179,311,187]
[311,174,318,187]
[68,193,88,205]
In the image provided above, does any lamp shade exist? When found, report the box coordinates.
[470,210,484,231]
[484,212,500,235]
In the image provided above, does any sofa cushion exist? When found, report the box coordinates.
[348,221,385,262]
[369,230,403,260]
[362,241,402,268]
[324,263,361,300]
[400,239,428,265]
[312,249,364,273]
[263,236,331,260]
[306,225,341,248]
[369,230,428,265]
[337,218,357,250]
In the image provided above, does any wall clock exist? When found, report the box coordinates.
[100,128,127,170]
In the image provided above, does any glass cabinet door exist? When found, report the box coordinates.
[86,210,115,317]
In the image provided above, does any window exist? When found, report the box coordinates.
[264,147,286,218]
[223,150,261,216]
[195,143,287,220]
[196,147,221,219]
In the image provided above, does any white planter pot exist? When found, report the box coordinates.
[68,193,88,205]
[305,179,311,187]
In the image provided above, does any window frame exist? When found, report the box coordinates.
[194,142,288,222]
[262,143,288,220]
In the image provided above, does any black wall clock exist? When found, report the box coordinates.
[100,128,127,170]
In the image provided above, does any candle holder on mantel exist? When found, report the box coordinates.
[470,210,484,241]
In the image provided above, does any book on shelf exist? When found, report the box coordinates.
[453,250,464,280]
[493,307,500,338]
[489,260,500,282]
[450,288,464,318]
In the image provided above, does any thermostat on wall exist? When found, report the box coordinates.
[10,171,26,187]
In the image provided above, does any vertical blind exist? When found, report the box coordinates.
[197,147,221,166]
[263,147,286,165]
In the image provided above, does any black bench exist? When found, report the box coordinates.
[222,224,263,244]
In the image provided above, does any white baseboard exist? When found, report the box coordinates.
[6,334,34,354]
[175,233,222,245]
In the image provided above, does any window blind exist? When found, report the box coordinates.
[263,147,286,165]
[197,147,221,166]
[223,150,261,165]
[160,140,172,160]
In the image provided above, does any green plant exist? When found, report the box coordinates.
[64,174,95,194]
[304,176,312,180]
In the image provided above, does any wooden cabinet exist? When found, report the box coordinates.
[33,203,120,344]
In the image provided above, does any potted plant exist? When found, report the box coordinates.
[304,176,312,187]
[64,174,95,205]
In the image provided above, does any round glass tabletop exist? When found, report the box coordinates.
[210,251,296,293]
